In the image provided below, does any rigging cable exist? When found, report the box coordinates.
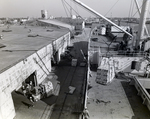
[61,0,75,35]
[131,0,148,18]
[62,0,76,31]
[129,0,135,27]
[63,0,85,20]
[74,1,79,16]
[128,0,134,26]
[131,0,135,18]
[104,0,120,17]
[61,0,69,17]
[63,0,88,35]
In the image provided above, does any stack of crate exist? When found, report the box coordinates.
[96,57,115,85]
[72,59,77,66]
[96,68,108,84]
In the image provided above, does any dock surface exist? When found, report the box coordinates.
[49,29,90,119]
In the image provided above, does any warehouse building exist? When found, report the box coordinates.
[0,20,71,119]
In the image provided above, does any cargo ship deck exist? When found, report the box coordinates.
[87,71,150,119]
[87,32,150,119]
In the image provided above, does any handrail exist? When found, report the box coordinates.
[89,50,148,57]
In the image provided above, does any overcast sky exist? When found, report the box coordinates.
[0,0,148,18]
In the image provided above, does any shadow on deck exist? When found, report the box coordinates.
[121,81,150,119]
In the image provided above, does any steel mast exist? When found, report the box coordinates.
[135,0,150,49]
[134,0,149,36]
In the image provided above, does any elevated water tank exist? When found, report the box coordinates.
[41,10,48,19]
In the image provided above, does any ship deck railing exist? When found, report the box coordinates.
[99,51,148,58]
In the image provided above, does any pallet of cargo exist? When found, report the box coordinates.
[96,57,115,85]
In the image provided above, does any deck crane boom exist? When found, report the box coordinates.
[71,0,133,37]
